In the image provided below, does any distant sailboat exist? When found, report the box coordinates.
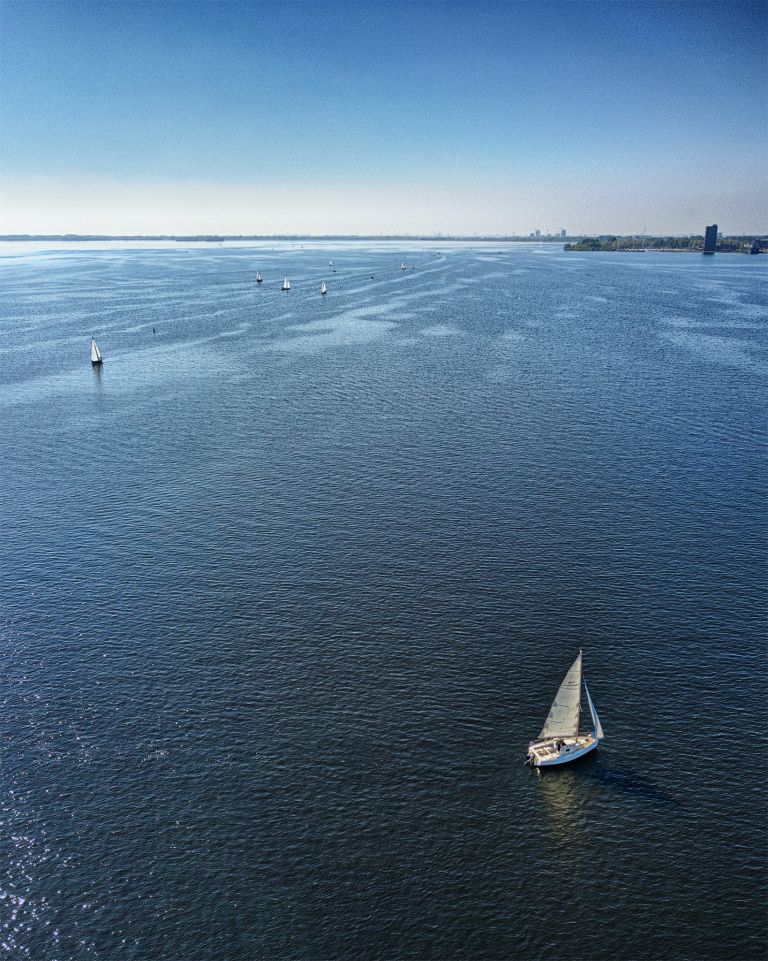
[329,260,333,268]
[400,262,407,270]
[90,337,103,366]
[320,281,327,295]
[526,652,604,767]
[282,277,290,291]
[256,271,262,283]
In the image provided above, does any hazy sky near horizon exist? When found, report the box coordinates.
[0,0,765,235]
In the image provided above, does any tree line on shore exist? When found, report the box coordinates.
[565,235,765,252]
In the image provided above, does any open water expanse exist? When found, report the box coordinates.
[0,241,765,960]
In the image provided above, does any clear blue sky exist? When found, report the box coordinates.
[0,0,765,234]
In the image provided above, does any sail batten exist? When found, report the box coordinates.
[539,653,582,739]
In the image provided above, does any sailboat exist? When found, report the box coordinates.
[256,271,262,283]
[320,281,327,295]
[400,262,407,270]
[90,337,103,366]
[281,277,290,291]
[526,651,604,767]
[329,260,333,268]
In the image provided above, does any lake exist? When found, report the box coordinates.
[1,241,765,960]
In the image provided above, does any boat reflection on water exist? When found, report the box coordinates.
[534,752,599,845]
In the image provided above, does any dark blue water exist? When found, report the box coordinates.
[1,242,765,960]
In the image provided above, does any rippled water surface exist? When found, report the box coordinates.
[1,242,765,960]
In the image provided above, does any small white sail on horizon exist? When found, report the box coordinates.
[400,262,407,270]
[320,281,327,295]
[256,271,262,283]
[282,277,290,291]
[527,651,604,768]
[90,337,103,365]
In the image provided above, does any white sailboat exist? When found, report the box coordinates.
[90,337,103,366]
[281,277,290,291]
[320,281,327,295]
[526,651,604,767]
[329,260,333,268]
[400,262,407,270]
[256,271,262,283]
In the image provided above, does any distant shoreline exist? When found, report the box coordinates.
[565,246,766,254]
[2,235,764,256]
[2,233,764,244]
[0,234,569,242]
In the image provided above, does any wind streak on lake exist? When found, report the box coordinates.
[0,241,765,960]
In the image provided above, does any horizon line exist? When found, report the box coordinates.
[3,231,765,241]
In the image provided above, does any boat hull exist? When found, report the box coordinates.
[527,736,599,768]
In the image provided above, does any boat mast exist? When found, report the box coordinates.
[576,649,583,737]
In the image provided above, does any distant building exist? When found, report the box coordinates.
[534,229,541,238]
[560,229,566,238]
[704,224,718,254]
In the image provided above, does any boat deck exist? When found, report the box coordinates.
[528,735,595,764]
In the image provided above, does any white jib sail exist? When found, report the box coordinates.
[539,652,582,739]
[584,681,604,740]
[91,339,101,362]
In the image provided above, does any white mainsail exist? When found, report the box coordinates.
[539,652,582,739]
[584,681,604,740]
[282,277,290,290]
[90,338,102,363]
[256,271,262,282]
[320,281,327,294]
